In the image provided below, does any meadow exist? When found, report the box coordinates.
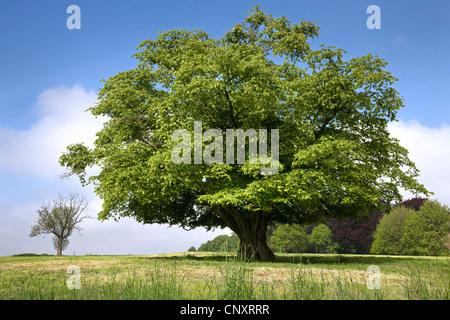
[0,252,448,300]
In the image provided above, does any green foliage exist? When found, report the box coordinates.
[52,236,69,253]
[309,224,337,253]
[269,224,309,253]
[401,200,450,256]
[187,246,196,252]
[371,200,450,256]
[198,234,239,252]
[370,206,414,255]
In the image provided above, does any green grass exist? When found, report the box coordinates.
[0,252,448,300]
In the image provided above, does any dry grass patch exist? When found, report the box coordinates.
[0,259,117,272]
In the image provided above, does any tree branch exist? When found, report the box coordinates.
[223,87,237,127]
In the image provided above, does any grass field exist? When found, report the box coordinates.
[0,252,448,300]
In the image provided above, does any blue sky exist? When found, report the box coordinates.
[0,0,449,256]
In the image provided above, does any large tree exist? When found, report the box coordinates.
[59,6,429,261]
[29,193,90,256]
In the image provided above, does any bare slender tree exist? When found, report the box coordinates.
[29,192,90,255]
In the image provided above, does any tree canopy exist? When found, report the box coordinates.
[370,205,414,255]
[269,224,309,253]
[309,224,336,253]
[60,6,429,261]
[401,200,450,256]
[326,210,382,254]
[371,199,450,256]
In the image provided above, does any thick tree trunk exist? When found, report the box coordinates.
[237,227,275,262]
[215,206,275,262]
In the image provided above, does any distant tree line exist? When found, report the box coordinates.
[189,234,239,253]
[190,198,450,256]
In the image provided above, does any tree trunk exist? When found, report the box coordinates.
[215,206,275,262]
[237,227,275,262]
[56,238,63,256]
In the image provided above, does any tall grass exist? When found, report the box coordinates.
[401,264,449,300]
[1,263,186,300]
[287,265,385,300]
[215,263,277,299]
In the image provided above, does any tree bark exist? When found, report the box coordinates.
[55,236,63,256]
[56,243,62,256]
[215,206,275,262]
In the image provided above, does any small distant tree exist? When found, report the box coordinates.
[310,224,336,253]
[187,246,197,252]
[269,224,309,253]
[29,193,90,256]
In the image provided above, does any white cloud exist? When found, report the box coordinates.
[388,120,450,206]
[0,84,105,177]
